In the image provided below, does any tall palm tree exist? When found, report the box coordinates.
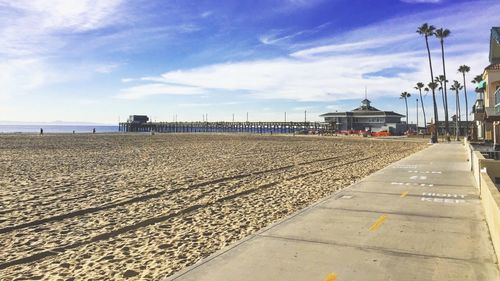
[450,80,463,140]
[435,28,451,137]
[400,92,411,132]
[458,65,471,137]
[417,23,439,142]
[414,82,427,129]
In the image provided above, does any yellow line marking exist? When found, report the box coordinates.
[400,191,409,198]
[369,215,387,232]
[323,273,337,281]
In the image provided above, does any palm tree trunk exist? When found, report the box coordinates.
[405,97,409,132]
[455,91,460,140]
[425,36,439,141]
[440,87,446,115]
[458,95,461,136]
[462,72,469,137]
[440,40,449,135]
[419,89,427,128]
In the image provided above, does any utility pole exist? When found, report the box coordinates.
[284,112,287,122]
[304,110,307,123]
[246,112,249,122]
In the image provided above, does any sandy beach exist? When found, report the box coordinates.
[0,134,426,280]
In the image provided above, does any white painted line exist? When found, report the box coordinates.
[422,192,466,198]
[407,170,442,174]
[420,197,466,204]
[391,182,434,187]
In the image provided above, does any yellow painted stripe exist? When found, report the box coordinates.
[323,273,337,281]
[369,215,387,232]
[400,191,409,198]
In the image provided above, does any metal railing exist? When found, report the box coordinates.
[474,99,485,113]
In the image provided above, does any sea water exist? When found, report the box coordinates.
[0,125,119,133]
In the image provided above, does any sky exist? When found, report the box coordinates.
[0,0,498,125]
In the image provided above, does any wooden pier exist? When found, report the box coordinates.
[119,121,334,134]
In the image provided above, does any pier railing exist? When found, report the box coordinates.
[119,121,334,134]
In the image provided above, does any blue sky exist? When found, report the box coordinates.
[0,0,498,125]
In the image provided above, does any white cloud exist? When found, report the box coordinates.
[0,0,125,58]
[117,84,206,100]
[0,58,60,100]
[259,23,330,46]
[0,0,123,32]
[0,0,130,100]
[122,0,496,103]
[290,34,414,58]
[95,63,122,74]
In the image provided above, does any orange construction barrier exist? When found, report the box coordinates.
[371,131,391,137]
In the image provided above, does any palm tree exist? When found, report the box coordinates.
[435,28,451,140]
[435,76,447,114]
[450,80,463,140]
[417,23,439,142]
[414,82,427,129]
[458,65,471,137]
[471,74,483,85]
[438,84,444,105]
[427,82,439,133]
[400,92,411,132]
[471,74,484,96]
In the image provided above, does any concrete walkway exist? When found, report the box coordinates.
[165,143,500,281]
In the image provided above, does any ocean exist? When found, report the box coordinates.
[0,125,119,133]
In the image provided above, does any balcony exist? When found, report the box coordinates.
[475,99,485,113]
[473,99,485,121]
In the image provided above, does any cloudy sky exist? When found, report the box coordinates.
[0,0,498,124]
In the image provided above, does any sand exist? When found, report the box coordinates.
[0,133,427,280]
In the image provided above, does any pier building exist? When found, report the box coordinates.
[320,98,411,134]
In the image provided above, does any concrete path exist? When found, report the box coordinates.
[165,143,500,281]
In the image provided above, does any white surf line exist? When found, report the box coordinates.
[409,175,427,180]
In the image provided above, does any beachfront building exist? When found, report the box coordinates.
[127,115,149,124]
[320,98,412,135]
[472,27,500,143]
